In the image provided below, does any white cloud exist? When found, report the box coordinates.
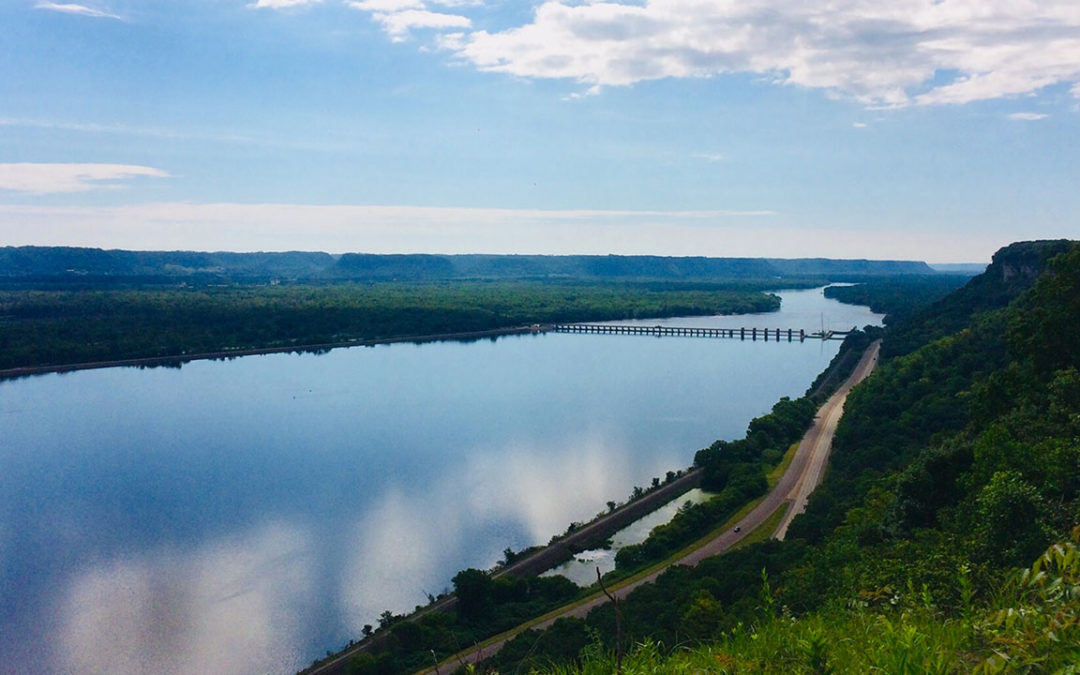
[561,84,603,100]
[0,202,779,255]
[346,0,474,41]
[853,122,868,128]
[248,0,480,39]
[437,0,1080,107]
[0,117,351,152]
[34,2,122,19]
[348,3,470,41]
[0,201,1033,262]
[1007,112,1049,120]
[0,163,169,194]
[347,0,422,10]
[376,8,470,40]
[693,152,726,162]
[248,0,322,8]
[346,0,477,8]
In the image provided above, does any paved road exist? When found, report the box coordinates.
[422,340,882,673]
[774,339,879,539]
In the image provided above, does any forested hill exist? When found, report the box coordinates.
[0,246,934,283]
[331,254,934,281]
[877,238,1075,358]
[477,239,1080,675]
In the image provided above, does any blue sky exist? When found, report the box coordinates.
[1,0,1078,261]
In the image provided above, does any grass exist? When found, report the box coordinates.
[767,442,800,489]
[531,533,1080,675]
[538,608,974,674]
[730,503,788,551]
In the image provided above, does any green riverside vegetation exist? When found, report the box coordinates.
[526,527,1078,673]
[472,240,1080,674]
[0,281,783,371]
[0,246,946,372]
[609,395,819,575]
[823,274,972,325]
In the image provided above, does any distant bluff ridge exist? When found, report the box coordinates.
[0,247,935,282]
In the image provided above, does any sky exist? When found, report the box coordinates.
[1,0,1079,262]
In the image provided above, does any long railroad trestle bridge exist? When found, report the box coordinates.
[545,324,852,341]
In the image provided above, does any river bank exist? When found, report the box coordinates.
[301,328,878,674]
[299,469,702,674]
[422,340,884,675]
[0,325,541,380]
[0,287,883,674]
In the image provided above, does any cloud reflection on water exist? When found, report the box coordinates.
[461,432,640,542]
[53,432,671,673]
[58,521,313,675]
[338,429,680,631]
[341,487,456,629]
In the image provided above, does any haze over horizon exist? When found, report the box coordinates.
[2,1,1079,262]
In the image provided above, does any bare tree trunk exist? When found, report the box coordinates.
[597,567,623,675]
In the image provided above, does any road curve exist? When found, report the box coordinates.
[422,339,882,673]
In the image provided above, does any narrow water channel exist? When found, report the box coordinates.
[541,487,716,586]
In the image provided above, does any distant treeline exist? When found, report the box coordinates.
[823,275,971,322]
[0,281,781,371]
[0,246,935,284]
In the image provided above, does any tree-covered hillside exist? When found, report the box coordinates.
[0,246,935,283]
[483,240,1080,674]
[0,282,781,372]
[823,274,971,325]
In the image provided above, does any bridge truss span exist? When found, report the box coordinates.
[547,324,850,341]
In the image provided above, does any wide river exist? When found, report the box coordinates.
[0,287,880,674]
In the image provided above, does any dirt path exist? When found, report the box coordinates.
[421,340,881,673]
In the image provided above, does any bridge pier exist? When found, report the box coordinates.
[547,324,823,343]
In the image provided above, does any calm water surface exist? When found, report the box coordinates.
[0,288,880,673]
[542,487,716,586]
